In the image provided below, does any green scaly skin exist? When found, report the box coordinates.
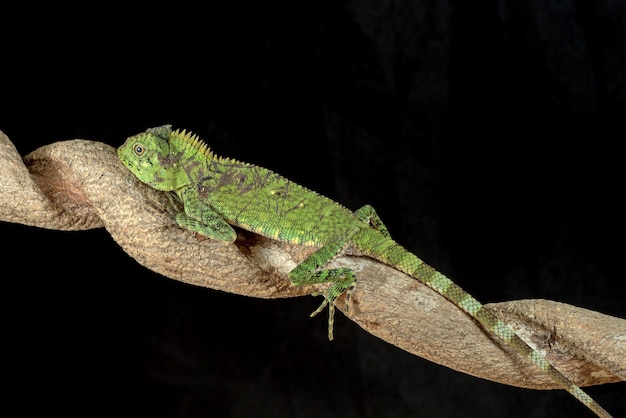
[118,125,611,418]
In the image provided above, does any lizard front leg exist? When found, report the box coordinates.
[176,186,237,242]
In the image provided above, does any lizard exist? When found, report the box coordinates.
[117,125,611,418]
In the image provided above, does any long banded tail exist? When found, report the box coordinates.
[366,236,611,417]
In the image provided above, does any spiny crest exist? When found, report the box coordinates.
[171,128,215,160]
[170,128,249,166]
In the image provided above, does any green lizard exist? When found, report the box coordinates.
[118,125,611,418]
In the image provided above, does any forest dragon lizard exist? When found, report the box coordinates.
[118,125,611,417]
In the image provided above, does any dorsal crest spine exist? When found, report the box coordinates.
[172,128,215,160]
[171,128,247,165]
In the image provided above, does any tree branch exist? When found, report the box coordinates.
[1,130,623,390]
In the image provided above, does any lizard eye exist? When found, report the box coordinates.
[134,145,145,156]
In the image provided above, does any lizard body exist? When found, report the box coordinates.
[118,125,611,417]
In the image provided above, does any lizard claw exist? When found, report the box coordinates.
[310,297,335,340]
[310,297,328,317]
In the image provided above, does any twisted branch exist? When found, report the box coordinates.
[1,130,623,389]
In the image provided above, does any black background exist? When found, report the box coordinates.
[2,1,624,417]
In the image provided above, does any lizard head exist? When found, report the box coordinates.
[118,125,189,191]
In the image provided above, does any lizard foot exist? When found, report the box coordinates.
[310,278,354,341]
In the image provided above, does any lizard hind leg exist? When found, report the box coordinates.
[308,269,355,341]
[288,229,359,341]
[353,204,391,238]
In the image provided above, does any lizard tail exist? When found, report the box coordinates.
[362,234,611,418]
